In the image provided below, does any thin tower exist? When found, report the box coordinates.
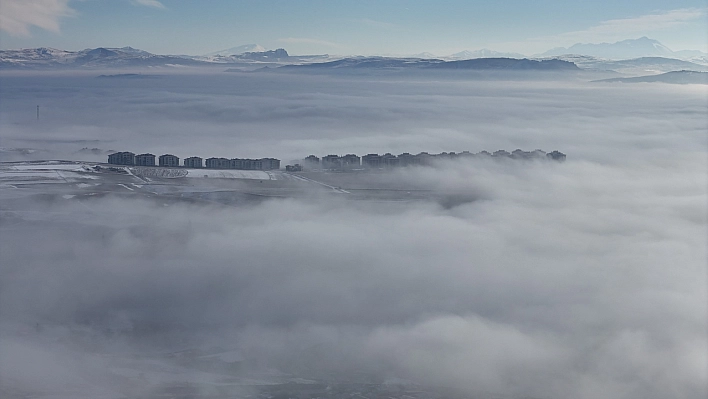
[36,105,39,120]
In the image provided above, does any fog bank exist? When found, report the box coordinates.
[0,71,706,399]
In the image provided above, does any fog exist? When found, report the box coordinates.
[0,70,706,398]
[2,71,703,163]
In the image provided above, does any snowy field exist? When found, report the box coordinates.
[0,161,277,182]
[0,162,99,186]
[184,168,274,180]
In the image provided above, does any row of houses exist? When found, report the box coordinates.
[107,152,281,171]
[202,157,281,170]
[291,149,566,170]
[108,149,565,172]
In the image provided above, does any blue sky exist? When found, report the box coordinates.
[1,0,706,55]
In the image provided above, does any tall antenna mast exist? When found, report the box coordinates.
[36,105,39,120]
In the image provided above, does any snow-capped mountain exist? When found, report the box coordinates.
[106,46,153,56]
[448,49,526,60]
[409,52,438,59]
[0,46,331,69]
[540,37,689,60]
[0,47,77,67]
[3,42,705,73]
[208,48,290,63]
[203,44,266,57]
[0,47,203,69]
[402,49,528,60]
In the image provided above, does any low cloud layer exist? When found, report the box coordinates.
[0,72,704,164]
[0,71,706,398]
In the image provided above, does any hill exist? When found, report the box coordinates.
[543,55,708,75]
[279,57,578,72]
[593,70,708,84]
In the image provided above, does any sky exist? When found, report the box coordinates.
[0,0,706,55]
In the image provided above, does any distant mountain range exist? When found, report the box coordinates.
[447,49,526,60]
[545,55,708,75]
[0,47,202,69]
[406,38,705,62]
[594,70,708,84]
[540,37,707,61]
[279,57,578,71]
[404,49,525,60]
[201,48,307,63]
[2,38,707,77]
[0,47,327,69]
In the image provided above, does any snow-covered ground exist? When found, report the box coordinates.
[0,161,278,182]
[7,163,96,172]
[0,162,100,186]
[186,168,275,180]
[0,160,450,204]
[131,166,275,180]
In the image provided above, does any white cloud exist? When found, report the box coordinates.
[277,37,339,47]
[555,7,706,44]
[359,18,399,30]
[495,8,706,54]
[0,0,75,36]
[131,0,165,9]
[0,0,167,37]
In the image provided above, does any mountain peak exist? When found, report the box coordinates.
[540,37,674,59]
[110,46,153,56]
[237,48,289,61]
